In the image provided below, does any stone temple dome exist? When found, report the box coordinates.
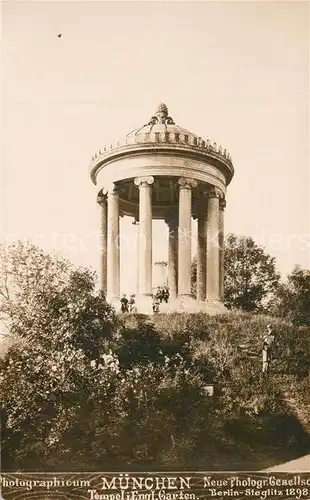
[90,104,234,187]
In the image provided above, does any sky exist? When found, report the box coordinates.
[1,0,309,293]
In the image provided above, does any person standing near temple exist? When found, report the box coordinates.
[152,295,160,313]
[163,286,170,303]
[262,324,275,374]
[120,294,129,313]
[155,286,163,303]
[129,294,136,313]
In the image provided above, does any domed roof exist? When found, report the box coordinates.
[126,103,196,140]
[92,103,231,159]
[90,103,233,185]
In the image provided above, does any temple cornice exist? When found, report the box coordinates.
[90,144,234,188]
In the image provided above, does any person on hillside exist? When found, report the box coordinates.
[152,295,160,313]
[128,294,136,313]
[120,294,129,313]
[163,286,170,303]
[262,324,275,374]
[155,287,163,303]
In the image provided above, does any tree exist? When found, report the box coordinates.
[1,241,76,329]
[272,267,310,326]
[224,234,280,312]
[0,242,216,470]
[191,234,280,312]
[0,242,117,351]
[0,241,119,469]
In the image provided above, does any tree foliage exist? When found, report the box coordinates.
[0,243,216,470]
[191,234,280,312]
[0,242,118,468]
[224,234,280,312]
[272,267,310,326]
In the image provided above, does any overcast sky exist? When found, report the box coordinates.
[2,1,309,292]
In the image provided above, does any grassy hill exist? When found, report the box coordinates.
[1,310,309,472]
[120,311,310,471]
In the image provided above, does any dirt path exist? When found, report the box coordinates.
[264,454,310,472]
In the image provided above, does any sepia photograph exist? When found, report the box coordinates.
[0,0,309,497]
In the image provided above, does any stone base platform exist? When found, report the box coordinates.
[157,297,228,315]
[124,296,227,315]
[112,296,228,315]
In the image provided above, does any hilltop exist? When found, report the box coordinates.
[118,311,310,471]
[1,309,309,471]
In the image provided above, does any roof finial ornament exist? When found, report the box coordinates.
[148,103,175,125]
[157,103,168,120]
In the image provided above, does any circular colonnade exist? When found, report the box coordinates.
[89,104,234,314]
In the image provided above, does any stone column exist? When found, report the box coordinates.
[134,176,154,298]
[166,212,178,300]
[219,198,226,302]
[177,177,197,297]
[107,184,120,302]
[197,205,208,301]
[206,187,221,302]
[136,222,140,296]
[131,215,140,295]
[97,190,108,294]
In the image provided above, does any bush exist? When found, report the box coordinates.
[1,284,309,471]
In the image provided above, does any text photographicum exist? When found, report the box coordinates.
[1,473,310,499]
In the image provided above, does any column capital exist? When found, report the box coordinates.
[207,186,222,199]
[134,176,154,187]
[96,188,108,205]
[178,177,198,190]
[219,198,227,211]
